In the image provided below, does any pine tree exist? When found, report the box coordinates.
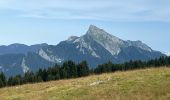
[0,79,4,88]
[12,75,22,85]
[53,64,60,80]
[61,62,69,78]
[68,60,77,78]
[0,72,6,87]
[77,61,89,77]
[7,77,13,86]
[23,71,35,83]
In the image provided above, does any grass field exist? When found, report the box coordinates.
[0,67,170,100]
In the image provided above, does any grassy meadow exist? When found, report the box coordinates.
[0,67,170,100]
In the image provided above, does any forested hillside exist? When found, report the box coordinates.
[0,56,170,88]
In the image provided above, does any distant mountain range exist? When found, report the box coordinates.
[0,25,165,76]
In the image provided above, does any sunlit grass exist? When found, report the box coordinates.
[0,67,170,100]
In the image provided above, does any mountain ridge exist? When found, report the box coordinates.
[0,25,165,76]
[41,25,163,66]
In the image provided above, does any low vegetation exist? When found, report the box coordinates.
[0,67,170,100]
[0,56,170,88]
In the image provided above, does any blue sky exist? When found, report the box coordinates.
[0,0,170,53]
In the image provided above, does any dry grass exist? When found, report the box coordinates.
[0,67,170,100]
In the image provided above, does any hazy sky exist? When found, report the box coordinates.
[0,0,170,53]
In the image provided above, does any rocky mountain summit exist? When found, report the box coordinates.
[0,25,164,76]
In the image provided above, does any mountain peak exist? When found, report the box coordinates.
[86,25,111,39]
[89,25,100,30]
[84,25,125,55]
[86,25,121,41]
[87,25,103,35]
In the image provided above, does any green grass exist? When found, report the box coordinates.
[0,67,170,100]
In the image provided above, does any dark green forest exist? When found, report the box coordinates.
[0,56,170,88]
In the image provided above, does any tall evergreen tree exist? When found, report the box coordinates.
[77,61,89,77]
[68,60,77,78]
[0,72,6,87]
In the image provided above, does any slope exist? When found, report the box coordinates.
[0,67,169,100]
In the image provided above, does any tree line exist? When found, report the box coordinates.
[0,61,89,88]
[0,56,170,88]
[94,56,170,74]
